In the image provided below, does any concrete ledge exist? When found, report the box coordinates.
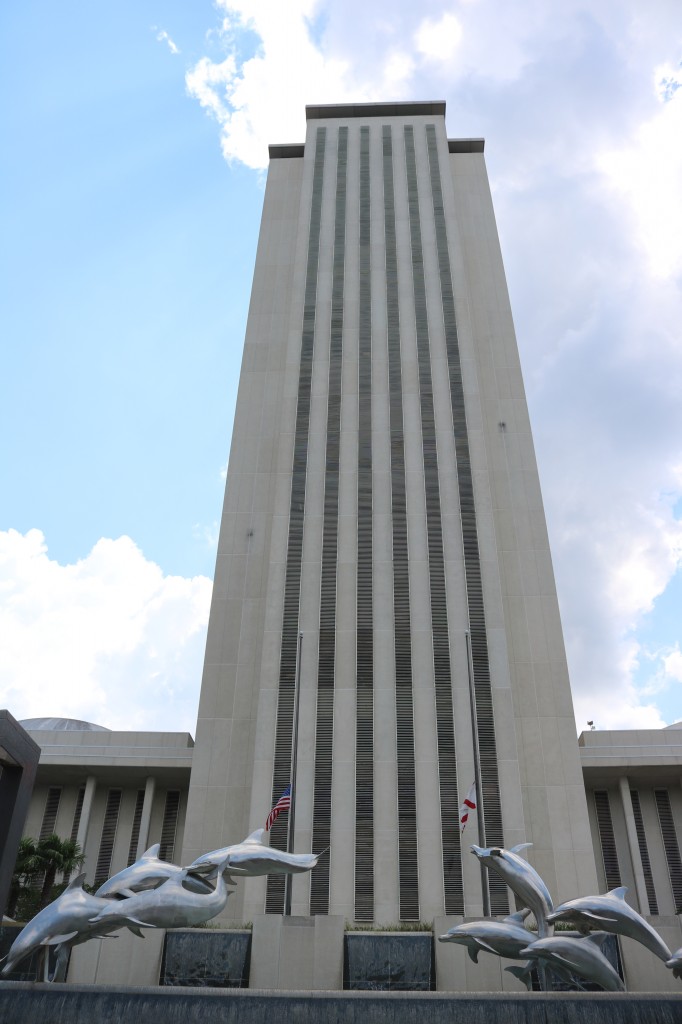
[1,985,682,1024]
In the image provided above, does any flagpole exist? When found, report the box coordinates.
[284,630,303,917]
[465,630,490,917]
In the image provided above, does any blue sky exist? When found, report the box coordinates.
[1,0,682,733]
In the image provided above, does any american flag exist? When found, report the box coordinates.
[459,782,477,833]
[266,785,291,831]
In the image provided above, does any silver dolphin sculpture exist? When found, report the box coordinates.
[185,828,325,879]
[438,909,533,963]
[95,844,214,898]
[547,886,671,962]
[666,947,682,979]
[88,860,233,931]
[1,873,124,977]
[471,843,554,936]
[520,933,624,991]
[505,959,577,991]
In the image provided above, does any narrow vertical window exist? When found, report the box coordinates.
[355,124,374,921]
[383,124,419,920]
[655,789,682,912]
[94,789,122,888]
[159,790,181,863]
[630,790,658,914]
[425,123,507,913]
[70,787,85,843]
[39,787,62,839]
[311,125,348,915]
[127,789,146,866]
[404,125,463,914]
[594,790,622,890]
[266,126,327,914]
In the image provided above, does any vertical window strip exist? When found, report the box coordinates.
[310,125,348,916]
[654,789,682,913]
[404,126,463,914]
[266,127,327,913]
[70,788,85,843]
[94,789,122,888]
[425,123,507,914]
[594,790,622,891]
[159,790,181,863]
[127,790,146,866]
[630,790,658,915]
[62,787,86,883]
[355,124,374,921]
[383,124,419,921]
[39,787,62,839]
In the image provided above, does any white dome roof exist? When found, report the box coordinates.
[20,717,111,732]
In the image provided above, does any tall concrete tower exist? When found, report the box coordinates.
[182,101,598,925]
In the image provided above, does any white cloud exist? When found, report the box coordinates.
[414,12,463,63]
[664,647,682,683]
[154,27,180,55]
[0,530,211,732]
[193,520,220,548]
[597,83,682,278]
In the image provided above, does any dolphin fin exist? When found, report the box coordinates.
[505,965,533,990]
[467,946,480,964]
[64,872,88,892]
[125,925,146,938]
[505,909,531,925]
[42,931,79,946]
[475,939,502,956]
[606,886,628,900]
[244,829,265,845]
[123,917,156,929]
[579,910,616,924]
[141,844,161,859]
[118,888,138,899]
[510,843,533,855]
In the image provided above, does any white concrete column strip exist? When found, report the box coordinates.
[136,776,157,859]
[619,775,650,914]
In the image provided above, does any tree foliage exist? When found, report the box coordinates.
[6,835,85,921]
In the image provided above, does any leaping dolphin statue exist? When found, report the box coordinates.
[471,843,553,936]
[95,844,214,898]
[88,859,233,932]
[547,886,671,962]
[1,874,126,978]
[520,933,624,991]
[438,909,533,963]
[184,829,325,880]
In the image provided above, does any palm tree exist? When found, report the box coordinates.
[34,835,85,911]
[5,837,41,918]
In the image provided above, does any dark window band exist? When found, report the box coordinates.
[404,125,463,914]
[425,122,507,914]
[655,789,682,913]
[310,125,349,915]
[594,790,622,891]
[266,126,327,914]
[355,124,374,921]
[383,124,419,921]
[630,789,658,914]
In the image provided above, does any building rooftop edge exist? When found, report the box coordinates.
[306,101,446,119]
[269,137,485,160]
